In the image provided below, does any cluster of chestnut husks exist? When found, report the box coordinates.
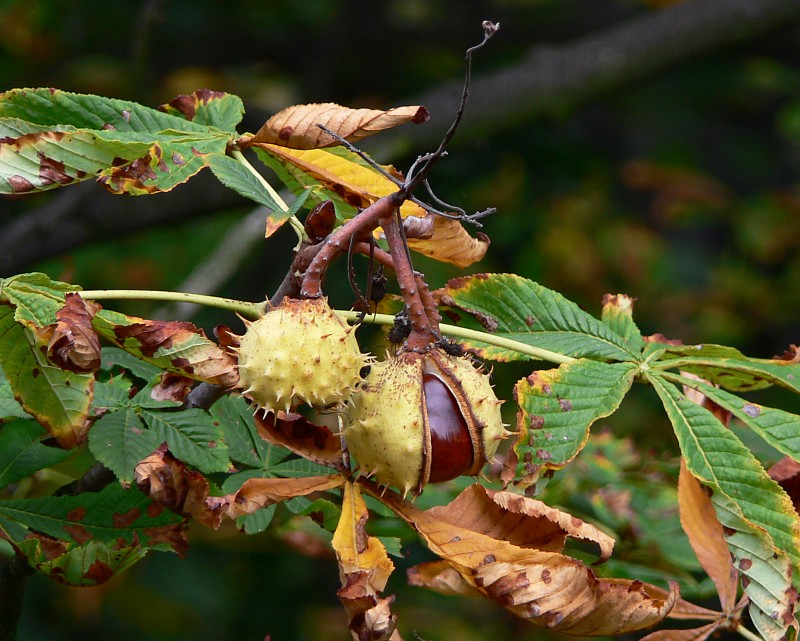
[344,348,507,496]
[236,298,370,413]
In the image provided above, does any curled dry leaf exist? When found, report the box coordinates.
[405,215,490,269]
[134,444,214,524]
[254,410,344,469]
[367,481,677,636]
[678,459,739,613]
[150,371,194,403]
[333,481,400,641]
[251,102,429,149]
[36,292,102,373]
[206,474,344,528]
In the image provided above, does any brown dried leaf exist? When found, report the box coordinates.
[150,371,194,403]
[254,410,344,469]
[369,482,677,636]
[405,215,491,268]
[407,560,482,598]
[206,474,344,527]
[427,485,615,562]
[252,102,429,149]
[134,444,214,524]
[37,293,102,373]
[333,482,399,641]
[678,459,739,613]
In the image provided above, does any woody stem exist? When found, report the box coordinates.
[379,212,436,350]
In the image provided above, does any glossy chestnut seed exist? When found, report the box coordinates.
[423,373,474,483]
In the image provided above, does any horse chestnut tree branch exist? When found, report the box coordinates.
[0,22,798,641]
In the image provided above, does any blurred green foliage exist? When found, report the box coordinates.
[1,0,799,639]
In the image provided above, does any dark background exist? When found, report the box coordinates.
[1,1,799,639]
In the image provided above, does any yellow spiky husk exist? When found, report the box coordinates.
[236,298,369,412]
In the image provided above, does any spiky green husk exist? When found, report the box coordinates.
[344,349,507,496]
[237,298,369,412]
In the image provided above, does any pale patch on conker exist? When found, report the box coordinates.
[344,348,508,496]
[236,298,370,412]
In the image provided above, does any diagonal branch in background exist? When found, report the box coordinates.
[366,0,800,156]
[2,0,798,274]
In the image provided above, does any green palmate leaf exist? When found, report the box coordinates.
[0,483,185,550]
[513,360,637,479]
[0,377,29,421]
[207,153,287,211]
[157,89,244,132]
[441,274,639,362]
[88,406,162,484]
[100,346,162,381]
[209,394,280,468]
[0,305,93,449]
[0,420,72,490]
[710,492,799,641]
[648,374,800,575]
[270,457,337,477]
[0,88,212,134]
[0,128,151,194]
[0,272,80,326]
[16,537,148,587]
[140,407,230,474]
[654,344,800,394]
[0,88,232,195]
[667,372,800,463]
[95,132,226,195]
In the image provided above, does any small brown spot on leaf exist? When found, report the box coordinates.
[147,502,165,518]
[172,152,185,166]
[121,109,131,122]
[31,368,40,378]
[84,560,114,584]
[738,558,753,571]
[628,580,644,592]
[481,554,496,566]
[63,524,93,544]
[536,449,552,461]
[67,507,87,521]
[525,316,536,327]
[113,507,142,528]
[8,175,35,193]
[279,125,293,140]
[541,569,552,584]
[529,415,545,429]
[558,398,572,412]
[722,526,736,537]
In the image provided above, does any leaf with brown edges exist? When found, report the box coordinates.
[368,481,678,636]
[93,309,238,387]
[251,102,428,149]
